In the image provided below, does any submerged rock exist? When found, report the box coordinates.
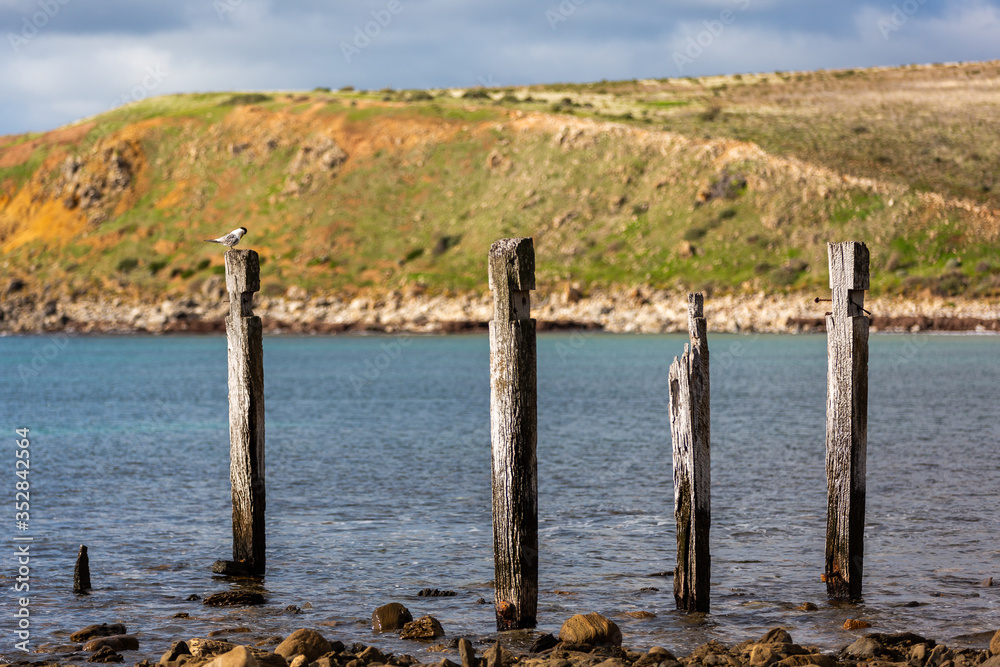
[84,635,139,652]
[418,588,458,597]
[203,591,266,607]
[72,623,128,642]
[211,560,257,578]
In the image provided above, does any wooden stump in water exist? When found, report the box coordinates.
[669,293,711,612]
[225,249,266,577]
[73,544,91,594]
[824,241,869,599]
[488,237,538,630]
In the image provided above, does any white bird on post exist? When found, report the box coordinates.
[204,227,247,248]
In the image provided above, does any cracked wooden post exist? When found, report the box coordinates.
[669,293,711,613]
[489,237,538,630]
[225,249,266,577]
[824,242,869,599]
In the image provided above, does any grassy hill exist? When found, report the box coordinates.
[1,61,999,306]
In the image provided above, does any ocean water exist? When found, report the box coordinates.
[1,333,998,661]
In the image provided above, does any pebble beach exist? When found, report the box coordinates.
[11,610,1000,667]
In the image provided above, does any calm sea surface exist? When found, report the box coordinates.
[1,333,998,660]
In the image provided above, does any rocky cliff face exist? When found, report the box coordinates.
[3,279,998,335]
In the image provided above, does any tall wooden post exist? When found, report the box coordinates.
[824,242,869,599]
[488,237,538,630]
[226,249,266,576]
[669,293,710,612]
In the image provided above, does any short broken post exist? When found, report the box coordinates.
[824,241,870,599]
[225,249,266,577]
[488,237,538,631]
[669,293,711,613]
[73,544,91,594]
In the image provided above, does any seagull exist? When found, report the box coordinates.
[204,227,247,248]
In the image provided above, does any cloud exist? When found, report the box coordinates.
[0,0,997,135]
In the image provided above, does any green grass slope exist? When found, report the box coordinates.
[1,62,998,305]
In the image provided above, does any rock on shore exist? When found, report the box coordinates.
[11,621,1000,667]
[2,286,1000,335]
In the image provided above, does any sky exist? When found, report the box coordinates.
[1,0,999,136]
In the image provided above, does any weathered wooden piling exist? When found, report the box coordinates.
[488,237,538,630]
[225,249,266,576]
[824,241,870,599]
[668,293,711,612]
[73,544,91,594]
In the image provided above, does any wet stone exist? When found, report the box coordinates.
[88,646,124,663]
[358,646,389,664]
[482,643,516,667]
[204,646,260,667]
[844,637,884,659]
[188,639,239,657]
[211,560,256,578]
[428,642,453,652]
[275,629,333,662]
[38,643,84,654]
[459,637,479,667]
[72,624,128,643]
[870,632,935,649]
[204,591,267,607]
[400,615,445,640]
[373,603,414,633]
[748,643,805,667]
[529,634,559,654]
[209,628,253,638]
[558,613,623,647]
[418,588,458,597]
[775,654,836,667]
[759,629,793,645]
[84,635,139,652]
[161,641,192,665]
